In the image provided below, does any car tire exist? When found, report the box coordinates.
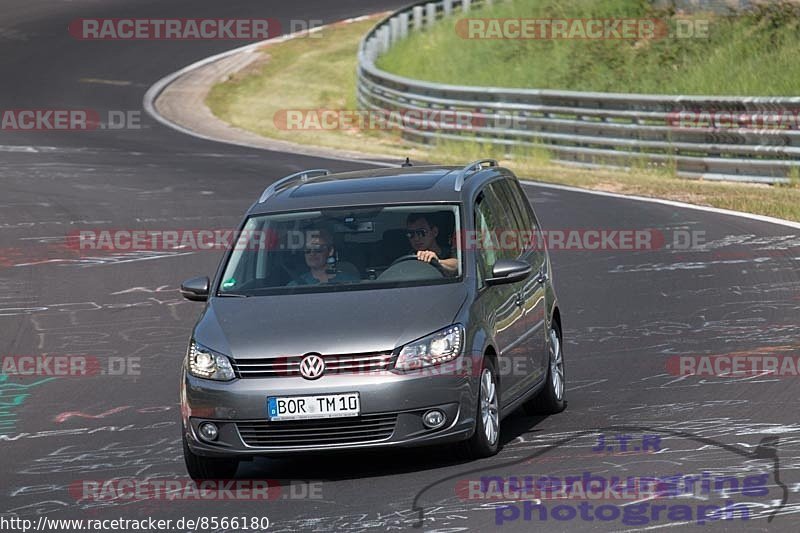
[456,357,501,459]
[523,320,566,415]
[183,432,240,480]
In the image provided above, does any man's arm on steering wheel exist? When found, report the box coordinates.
[415,251,458,275]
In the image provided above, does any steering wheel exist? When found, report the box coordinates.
[389,254,447,275]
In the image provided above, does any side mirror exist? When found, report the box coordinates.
[486,259,531,286]
[181,276,210,302]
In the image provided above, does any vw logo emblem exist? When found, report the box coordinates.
[299,354,325,380]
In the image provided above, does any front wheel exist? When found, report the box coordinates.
[524,321,566,415]
[183,432,240,480]
[456,357,501,459]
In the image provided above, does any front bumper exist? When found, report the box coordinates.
[181,366,478,457]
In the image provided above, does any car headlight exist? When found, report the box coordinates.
[395,325,464,371]
[187,341,236,381]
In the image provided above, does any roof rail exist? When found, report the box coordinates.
[453,159,499,191]
[258,169,331,203]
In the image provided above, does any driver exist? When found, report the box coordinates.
[405,213,458,276]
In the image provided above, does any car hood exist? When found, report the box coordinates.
[194,283,469,359]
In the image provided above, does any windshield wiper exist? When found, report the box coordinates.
[216,292,249,298]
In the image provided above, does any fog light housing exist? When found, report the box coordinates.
[199,422,219,441]
[422,409,446,429]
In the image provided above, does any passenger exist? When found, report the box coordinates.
[288,228,358,285]
[405,213,458,276]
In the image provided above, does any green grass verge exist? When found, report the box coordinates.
[207,18,409,155]
[378,0,800,95]
[206,12,800,222]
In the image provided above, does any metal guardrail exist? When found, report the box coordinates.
[356,0,800,183]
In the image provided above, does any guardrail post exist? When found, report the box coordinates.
[463,0,472,12]
[425,3,436,28]
[444,0,453,17]
[399,12,410,39]
[413,6,424,30]
[367,38,378,62]
[380,26,390,53]
[389,17,400,44]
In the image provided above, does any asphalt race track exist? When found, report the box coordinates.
[1,0,799,531]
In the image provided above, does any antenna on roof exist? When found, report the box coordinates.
[401,157,413,167]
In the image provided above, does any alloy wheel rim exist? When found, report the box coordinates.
[480,367,499,445]
[549,328,564,400]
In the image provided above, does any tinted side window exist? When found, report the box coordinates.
[508,180,536,233]
[512,182,544,261]
[474,193,495,284]
[492,181,524,231]
[490,179,529,259]
[508,180,545,263]
[474,184,515,283]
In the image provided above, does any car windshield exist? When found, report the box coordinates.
[217,204,462,296]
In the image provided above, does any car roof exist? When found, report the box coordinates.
[246,165,511,214]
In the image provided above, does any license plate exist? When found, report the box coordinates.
[267,392,360,421]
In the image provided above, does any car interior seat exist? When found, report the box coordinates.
[378,228,410,266]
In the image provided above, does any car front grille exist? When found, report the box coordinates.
[231,352,393,378]
[236,413,397,447]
